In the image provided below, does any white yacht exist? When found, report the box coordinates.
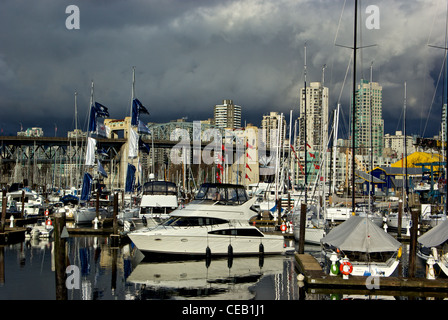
[137,180,178,225]
[7,188,44,216]
[128,183,287,257]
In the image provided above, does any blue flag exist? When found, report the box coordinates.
[125,163,136,193]
[97,160,108,178]
[94,102,109,117]
[88,102,110,132]
[81,172,93,201]
[131,98,149,126]
[138,120,151,134]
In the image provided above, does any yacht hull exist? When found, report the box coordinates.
[129,227,285,256]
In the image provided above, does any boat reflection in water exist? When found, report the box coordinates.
[127,255,289,300]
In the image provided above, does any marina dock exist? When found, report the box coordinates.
[295,253,448,294]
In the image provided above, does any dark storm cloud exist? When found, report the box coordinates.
[0,0,446,138]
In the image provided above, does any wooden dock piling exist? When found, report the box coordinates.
[297,203,307,254]
[54,212,67,300]
[110,192,120,247]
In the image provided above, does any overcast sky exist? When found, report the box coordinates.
[0,0,447,139]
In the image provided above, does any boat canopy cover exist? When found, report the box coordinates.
[194,183,249,204]
[143,181,177,195]
[418,219,448,248]
[321,216,401,253]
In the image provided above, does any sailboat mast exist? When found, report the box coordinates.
[369,62,373,213]
[304,43,308,203]
[131,66,135,118]
[351,0,358,214]
[404,81,409,207]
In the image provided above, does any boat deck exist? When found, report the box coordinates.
[295,253,448,293]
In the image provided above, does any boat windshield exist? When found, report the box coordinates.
[162,216,228,227]
[143,181,177,196]
[193,183,248,205]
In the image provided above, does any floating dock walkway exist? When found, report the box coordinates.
[295,253,448,294]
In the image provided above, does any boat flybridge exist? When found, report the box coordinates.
[128,183,287,257]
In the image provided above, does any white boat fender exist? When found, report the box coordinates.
[93,217,99,229]
[9,215,14,228]
[259,243,264,255]
[431,247,439,260]
[46,218,52,229]
[426,255,436,280]
[329,252,339,276]
[142,215,147,227]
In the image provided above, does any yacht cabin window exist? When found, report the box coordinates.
[193,183,249,205]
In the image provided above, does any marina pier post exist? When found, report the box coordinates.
[1,190,6,232]
[408,208,419,277]
[54,211,67,300]
[110,192,120,247]
[298,203,307,254]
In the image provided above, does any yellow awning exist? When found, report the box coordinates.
[391,151,443,170]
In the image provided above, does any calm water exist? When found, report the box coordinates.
[0,234,440,301]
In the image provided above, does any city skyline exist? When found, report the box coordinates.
[0,1,447,140]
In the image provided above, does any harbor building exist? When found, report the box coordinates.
[298,82,329,152]
[17,127,44,137]
[214,99,242,129]
[261,111,287,150]
[295,81,329,187]
[352,79,384,157]
[383,131,417,158]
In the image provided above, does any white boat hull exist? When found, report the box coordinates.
[74,207,108,224]
[293,226,326,245]
[349,258,400,277]
[129,226,285,256]
[323,250,400,277]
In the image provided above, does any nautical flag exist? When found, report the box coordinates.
[138,136,150,154]
[96,118,108,138]
[125,163,136,193]
[245,163,252,171]
[245,174,251,181]
[306,143,311,148]
[97,160,108,178]
[217,164,224,172]
[128,128,139,158]
[314,164,320,169]
[217,153,224,163]
[216,172,221,183]
[94,102,109,117]
[97,147,108,156]
[246,152,252,160]
[89,102,109,132]
[309,152,315,158]
[85,137,96,166]
[80,172,93,201]
[137,120,151,134]
[246,141,254,149]
[131,98,149,126]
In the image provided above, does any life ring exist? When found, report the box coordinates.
[280,224,287,232]
[339,261,353,275]
[46,219,52,226]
